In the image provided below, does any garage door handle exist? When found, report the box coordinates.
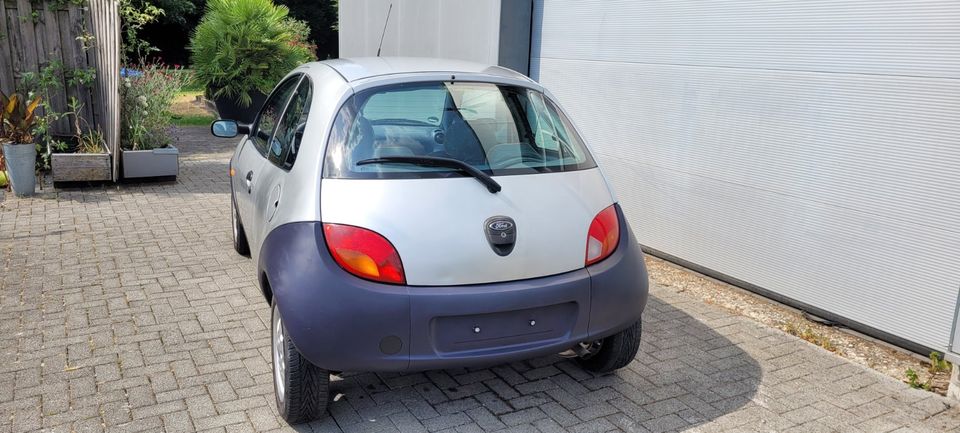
[245,171,254,193]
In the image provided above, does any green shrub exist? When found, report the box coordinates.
[189,0,316,107]
[929,352,952,374]
[121,65,185,150]
[905,368,932,391]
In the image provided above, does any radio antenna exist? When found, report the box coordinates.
[376,3,393,57]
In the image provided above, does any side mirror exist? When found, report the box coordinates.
[211,119,250,138]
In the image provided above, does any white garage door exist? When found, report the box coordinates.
[531,0,960,353]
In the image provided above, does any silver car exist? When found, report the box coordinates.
[212,57,649,424]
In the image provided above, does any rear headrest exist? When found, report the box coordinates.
[444,118,486,165]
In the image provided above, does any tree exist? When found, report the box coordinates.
[277,0,338,59]
[137,0,338,65]
[136,0,207,65]
[147,0,204,25]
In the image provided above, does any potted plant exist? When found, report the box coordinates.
[49,98,112,183]
[120,65,184,179]
[1,91,41,196]
[0,152,8,188]
[190,0,315,123]
[17,61,110,184]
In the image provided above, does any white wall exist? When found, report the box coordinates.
[339,0,502,65]
[532,0,960,352]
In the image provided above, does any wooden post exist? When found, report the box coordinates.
[88,0,119,180]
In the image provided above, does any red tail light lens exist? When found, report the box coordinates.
[323,223,406,284]
[585,205,620,266]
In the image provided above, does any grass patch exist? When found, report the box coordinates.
[783,321,838,352]
[173,69,205,92]
[172,114,215,127]
[175,89,205,100]
[181,81,205,93]
[170,89,215,127]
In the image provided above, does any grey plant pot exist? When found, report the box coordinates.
[122,146,179,179]
[2,142,36,196]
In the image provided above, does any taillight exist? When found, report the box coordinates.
[323,223,406,284]
[585,205,620,266]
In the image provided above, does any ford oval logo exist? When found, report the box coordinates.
[484,216,517,256]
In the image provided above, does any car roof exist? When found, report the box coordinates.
[315,57,535,84]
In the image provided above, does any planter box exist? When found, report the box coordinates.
[51,152,112,182]
[122,146,179,179]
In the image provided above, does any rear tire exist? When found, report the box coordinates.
[232,196,250,256]
[576,320,642,374]
[272,301,329,424]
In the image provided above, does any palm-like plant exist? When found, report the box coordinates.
[190,0,315,107]
[1,91,42,144]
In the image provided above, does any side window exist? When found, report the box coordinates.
[269,79,313,169]
[252,76,301,155]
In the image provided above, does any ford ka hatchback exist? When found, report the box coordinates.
[211,58,649,424]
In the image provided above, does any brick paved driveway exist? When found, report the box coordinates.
[1,127,958,433]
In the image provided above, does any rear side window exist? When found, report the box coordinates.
[252,75,301,155]
[323,81,596,179]
[269,79,313,169]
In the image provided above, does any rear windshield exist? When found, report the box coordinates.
[323,81,596,179]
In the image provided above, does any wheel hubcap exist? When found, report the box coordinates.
[273,308,286,402]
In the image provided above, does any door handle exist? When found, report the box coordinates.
[245,171,254,193]
[267,185,282,222]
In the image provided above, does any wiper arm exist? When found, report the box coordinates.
[356,156,502,193]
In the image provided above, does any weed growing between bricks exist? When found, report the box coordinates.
[646,255,955,395]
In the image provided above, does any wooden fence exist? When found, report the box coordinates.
[1,0,119,179]
[89,0,119,179]
[0,0,99,134]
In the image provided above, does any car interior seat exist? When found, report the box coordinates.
[443,117,487,165]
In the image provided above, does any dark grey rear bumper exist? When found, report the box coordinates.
[259,204,648,372]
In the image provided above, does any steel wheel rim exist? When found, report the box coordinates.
[273,308,286,403]
[231,203,239,242]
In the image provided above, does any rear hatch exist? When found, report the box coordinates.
[320,169,613,285]
[319,79,613,286]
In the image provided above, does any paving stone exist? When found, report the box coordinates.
[389,410,428,433]
[500,407,548,426]
[420,412,471,432]
[1,126,959,433]
[464,406,506,431]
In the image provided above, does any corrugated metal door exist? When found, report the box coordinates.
[531,0,960,352]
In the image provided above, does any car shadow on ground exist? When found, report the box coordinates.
[294,294,762,432]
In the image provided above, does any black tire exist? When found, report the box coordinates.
[576,320,642,374]
[231,195,250,256]
[271,301,330,424]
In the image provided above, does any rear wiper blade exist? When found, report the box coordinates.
[356,156,502,193]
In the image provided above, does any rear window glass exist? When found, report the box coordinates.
[323,81,596,179]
